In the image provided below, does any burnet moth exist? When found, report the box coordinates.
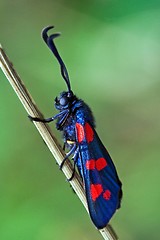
[29,26,122,229]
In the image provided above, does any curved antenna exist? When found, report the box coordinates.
[41,26,71,92]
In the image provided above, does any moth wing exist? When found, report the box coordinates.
[75,122,122,229]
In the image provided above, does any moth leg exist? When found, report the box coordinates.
[28,116,54,123]
[62,143,66,151]
[67,147,79,181]
[71,147,79,160]
[60,142,77,170]
[28,109,69,123]
[67,159,77,181]
[56,110,70,129]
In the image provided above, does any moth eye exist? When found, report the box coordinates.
[59,96,68,106]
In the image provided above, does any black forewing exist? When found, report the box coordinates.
[76,125,122,229]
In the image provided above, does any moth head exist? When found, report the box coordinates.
[54,91,74,110]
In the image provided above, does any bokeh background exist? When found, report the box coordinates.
[1,1,160,239]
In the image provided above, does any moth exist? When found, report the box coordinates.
[29,26,122,229]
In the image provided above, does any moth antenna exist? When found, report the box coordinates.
[41,26,71,92]
[42,26,54,44]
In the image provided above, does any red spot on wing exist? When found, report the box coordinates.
[84,123,94,143]
[76,123,85,143]
[96,158,107,171]
[76,122,94,143]
[103,190,111,200]
[90,184,103,201]
[86,158,107,171]
[86,160,95,170]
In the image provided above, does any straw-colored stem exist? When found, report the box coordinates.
[0,45,118,240]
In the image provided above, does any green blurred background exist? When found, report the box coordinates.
[1,1,160,239]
